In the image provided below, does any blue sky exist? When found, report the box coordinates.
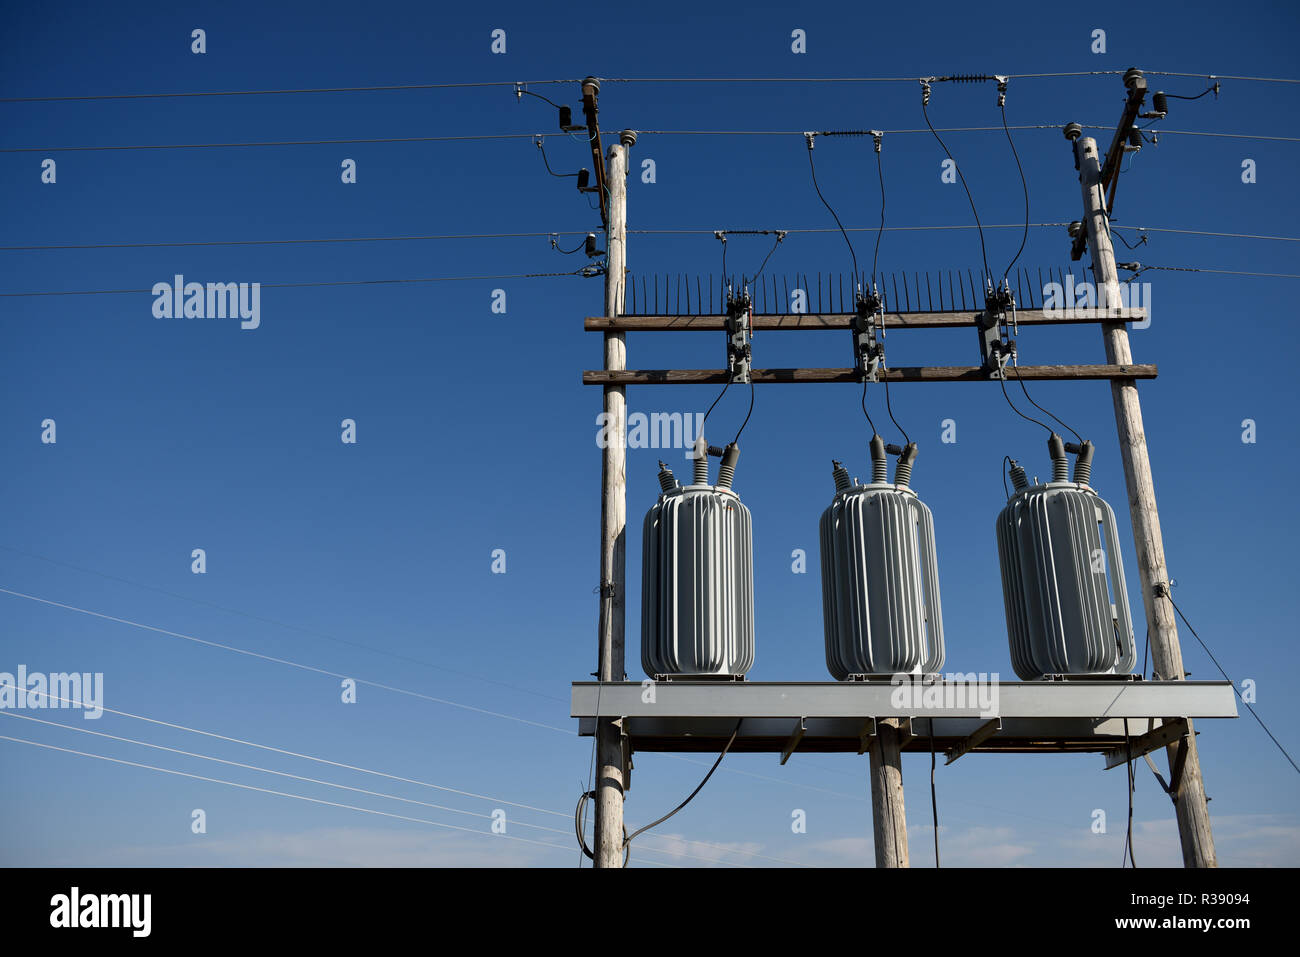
[1,0,1297,867]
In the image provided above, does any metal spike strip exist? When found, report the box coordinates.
[621,266,1080,315]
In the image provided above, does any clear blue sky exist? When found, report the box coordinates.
[1,0,1296,867]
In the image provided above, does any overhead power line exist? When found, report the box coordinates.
[0,581,901,835]
[5,683,803,866]
[640,223,1300,242]
[1144,129,1300,142]
[0,224,1059,252]
[5,125,1293,154]
[0,586,571,733]
[0,79,576,103]
[1,708,575,836]
[0,231,593,252]
[598,71,1300,84]
[635,127,1300,142]
[4,70,1294,104]
[1111,226,1300,242]
[1125,264,1300,280]
[1142,71,1300,84]
[6,223,1299,254]
[5,683,567,813]
[0,541,566,705]
[0,733,585,856]
[3,708,773,867]
[0,270,592,298]
[0,132,569,153]
[1164,595,1300,776]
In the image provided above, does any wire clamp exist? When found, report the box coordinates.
[919,78,933,106]
[995,75,1008,107]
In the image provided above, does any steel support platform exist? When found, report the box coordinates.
[571,680,1237,767]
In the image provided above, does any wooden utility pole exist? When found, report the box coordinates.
[594,130,634,868]
[1072,126,1217,867]
[869,719,910,867]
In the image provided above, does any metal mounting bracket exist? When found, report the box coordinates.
[725,291,753,384]
[620,718,633,791]
[896,716,917,750]
[780,717,807,766]
[857,717,877,755]
[1167,732,1190,795]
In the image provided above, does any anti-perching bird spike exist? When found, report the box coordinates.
[642,442,754,679]
[995,435,1137,679]
[819,438,945,678]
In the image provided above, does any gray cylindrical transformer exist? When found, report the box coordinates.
[641,462,754,678]
[995,446,1137,679]
[819,446,945,679]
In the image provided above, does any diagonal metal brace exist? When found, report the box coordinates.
[945,717,1002,765]
[780,717,806,766]
[1102,717,1191,794]
[1134,725,1193,802]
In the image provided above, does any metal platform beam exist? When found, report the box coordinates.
[571,681,1236,763]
